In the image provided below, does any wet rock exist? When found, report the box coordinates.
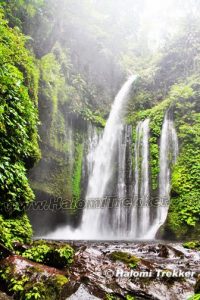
[67,284,100,300]
[0,291,13,300]
[12,242,29,253]
[0,255,70,300]
[0,244,13,260]
[1,241,199,300]
[66,242,199,300]
[166,245,185,259]
[194,275,200,293]
[158,244,169,258]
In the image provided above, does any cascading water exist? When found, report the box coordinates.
[81,124,102,199]
[47,98,179,241]
[139,119,150,236]
[117,126,128,199]
[145,111,179,238]
[86,124,102,182]
[81,75,136,239]
[158,112,179,225]
[47,75,137,239]
[46,124,101,239]
[108,124,133,237]
[131,119,150,238]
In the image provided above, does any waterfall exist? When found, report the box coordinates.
[81,75,136,238]
[109,124,133,237]
[145,111,179,238]
[131,119,150,238]
[158,112,179,225]
[117,126,128,199]
[46,98,179,241]
[86,76,136,198]
[139,119,150,236]
[81,124,102,199]
[46,124,101,239]
[47,76,136,239]
[86,124,102,178]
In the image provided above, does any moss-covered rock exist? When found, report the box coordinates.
[28,46,90,233]
[109,251,140,269]
[183,241,200,251]
[194,277,200,294]
[0,255,69,300]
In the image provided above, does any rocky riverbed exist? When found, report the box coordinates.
[66,241,200,300]
[0,241,199,300]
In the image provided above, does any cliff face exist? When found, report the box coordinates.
[126,21,200,239]
[27,47,111,235]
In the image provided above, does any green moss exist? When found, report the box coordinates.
[71,136,84,209]
[183,241,200,251]
[126,295,135,300]
[39,49,76,150]
[54,274,68,287]
[187,294,200,300]
[0,263,69,300]
[23,276,68,300]
[105,294,121,300]
[30,181,55,197]
[33,46,84,206]
[109,251,140,269]
[166,105,200,238]
[40,53,64,115]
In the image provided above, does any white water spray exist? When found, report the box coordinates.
[145,112,178,238]
[47,76,136,239]
[131,119,150,238]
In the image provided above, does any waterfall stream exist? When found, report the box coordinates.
[145,111,179,238]
[131,119,150,238]
[81,75,136,238]
[106,124,133,237]
[157,112,179,226]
